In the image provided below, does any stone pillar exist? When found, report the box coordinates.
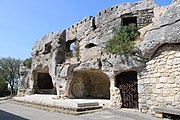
[27,71,36,95]
[109,74,122,108]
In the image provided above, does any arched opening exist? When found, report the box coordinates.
[68,70,110,99]
[33,67,56,94]
[66,40,75,58]
[115,71,138,108]
[65,40,79,59]
[37,73,53,89]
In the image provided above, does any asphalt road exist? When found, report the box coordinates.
[0,100,165,120]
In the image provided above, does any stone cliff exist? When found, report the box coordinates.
[18,0,180,115]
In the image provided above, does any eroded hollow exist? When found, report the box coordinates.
[37,73,53,89]
[68,70,110,99]
[33,67,56,94]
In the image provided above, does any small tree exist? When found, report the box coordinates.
[0,57,21,95]
[23,57,32,68]
[105,23,139,55]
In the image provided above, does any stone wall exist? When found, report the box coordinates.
[138,44,180,114]
[65,0,157,63]
[96,0,156,28]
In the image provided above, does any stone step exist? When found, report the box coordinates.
[9,99,103,115]
[77,102,99,107]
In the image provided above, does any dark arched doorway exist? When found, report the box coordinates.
[115,71,138,108]
[68,70,110,99]
[33,67,56,94]
[37,73,53,89]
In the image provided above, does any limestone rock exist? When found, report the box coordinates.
[138,1,180,58]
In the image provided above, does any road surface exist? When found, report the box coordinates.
[0,100,165,120]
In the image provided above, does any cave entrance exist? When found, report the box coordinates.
[37,73,53,89]
[68,70,110,99]
[34,67,56,94]
[115,71,138,108]
[35,72,56,94]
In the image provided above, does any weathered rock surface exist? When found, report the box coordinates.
[18,0,180,116]
[18,0,158,102]
[138,1,180,58]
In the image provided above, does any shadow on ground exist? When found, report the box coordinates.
[0,110,28,120]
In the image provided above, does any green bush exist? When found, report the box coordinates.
[105,23,139,55]
[23,57,32,68]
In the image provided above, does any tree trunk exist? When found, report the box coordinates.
[10,85,14,95]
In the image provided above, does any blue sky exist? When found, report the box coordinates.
[0,0,172,60]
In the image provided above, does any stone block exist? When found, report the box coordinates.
[139,107,148,113]
[154,73,161,78]
[165,97,175,102]
[168,55,174,59]
[171,84,176,88]
[156,97,165,103]
[138,79,144,85]
[159,77,167,83]
[153,89,161,94]
[155,112,163,118]
[144,78,150,84]
[174,53,180,58]
[166,65,173,70]
[168,76,175,84]
[175,95,180,102]
[162,73,170,77]
[158,68,166,73]
[156,84,163,89]
[168,51,176,55]
[147,100,153,105]
[151,78,158,83]
[175,76,180,84]
[139,98,146,104]
[167,60,174,66]
[138,85,144,93]
[174,58,180,64]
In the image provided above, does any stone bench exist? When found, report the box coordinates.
[154,107,180,118]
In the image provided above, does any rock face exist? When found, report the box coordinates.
[18,0,180,115]
[18,31,66,95]
[138,1,180,58]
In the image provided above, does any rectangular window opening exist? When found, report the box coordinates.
[122,17,137,26]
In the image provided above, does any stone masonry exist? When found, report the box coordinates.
[138,44,180,114]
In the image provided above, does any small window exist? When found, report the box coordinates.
[42,42,52,54]
[66,40,75,57]
[122,17,137,26]
[85,43,97,48]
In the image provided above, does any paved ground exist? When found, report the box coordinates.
[0,100,168,120]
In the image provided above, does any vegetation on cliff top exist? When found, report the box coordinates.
[23,57,32,68]
[105,23,139,55]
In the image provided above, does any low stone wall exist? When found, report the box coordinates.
[138,44,180,114]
